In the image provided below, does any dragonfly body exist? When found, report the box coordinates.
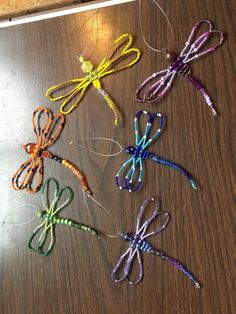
[112,198,200,287]
[23,143,52,159]
[116,110,197,192]
[122,232,154,253]
[38,210,73,225]
[23,142,64,163]
[169,56,191,77]
[124,145,154,160]
[37,210,99,236]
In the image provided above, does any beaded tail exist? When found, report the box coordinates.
[93,79,119,126]
[98,88,119,126]
[151,155,197,190]
[153,250,200,288]
[57,218,100,238]
[187,75,217,116]
[50,154,92,195]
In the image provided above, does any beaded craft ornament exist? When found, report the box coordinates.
[136,20,224,115]
[28,178,99,256]
[116,110,197,192]
[46,33,141,126]
[12,107,91,194]
[112,197,200,287]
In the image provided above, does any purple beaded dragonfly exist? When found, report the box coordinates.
[136,20,224,115]
[112,198,200,287]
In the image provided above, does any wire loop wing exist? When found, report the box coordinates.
[135,198,170,239]
[53,186,73,214]
[97,33,141,77]
[116,157,142,192]
[33,107,65,149]
[12,158,33,191]
[181,19,224,63]
[126,250,143,285]
[41,177,73,215]
[135,110,164,148]
[141,211,170,239]
[28,222,55,256]
[32,107,54,146]
[46,77,91,115]
[136,69,176,102]
[41,177,59,211]
[136,197,159,231]
[112,248,143,285]
[12,157,43,193]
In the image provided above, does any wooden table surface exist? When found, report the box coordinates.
[0,1,235,313]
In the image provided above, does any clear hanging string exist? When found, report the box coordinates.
[71,137,123,237]
[2,204,38,227]
[139,0,173,54]
[82,190,121,238]
[0,174,38,227]
[69,137,123,157]
[74,9,99,61]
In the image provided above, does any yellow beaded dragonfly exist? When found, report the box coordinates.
[46,34,141,126]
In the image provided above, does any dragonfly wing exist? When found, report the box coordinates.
[141,211,170,240]
[136,197,158,232]
[126,249,143,285]
[41,178,73,217]
[41,112,65,149]
[41,177,59,211]
[135,198,170,240]
[46,77,91,115]
[112,247,143,284]
[136,69,177,102]
[12,157,43,193]
[181,20,224,63]
[32,107,64,149]
[111,247,132,282]
[97,34,141,77]
[12,157,33,191]
[51,186,73,216]
[25,158,44,193]
[135,110,164,149]
[32,107,53,145]
[28,222,55,256]
[116,157,142,192]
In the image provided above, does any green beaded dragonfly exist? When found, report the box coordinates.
[28,177,99,256]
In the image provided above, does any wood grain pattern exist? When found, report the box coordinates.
[0,0,235,313]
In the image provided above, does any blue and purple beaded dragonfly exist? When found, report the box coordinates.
[116,110,197,192]
[112,198,200,287]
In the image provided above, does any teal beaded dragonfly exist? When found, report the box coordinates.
[28,178,99,256]
[116,110,197,192]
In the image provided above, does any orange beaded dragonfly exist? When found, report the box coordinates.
[12,107,91,194]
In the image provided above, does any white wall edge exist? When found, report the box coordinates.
[0,0,136,28]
